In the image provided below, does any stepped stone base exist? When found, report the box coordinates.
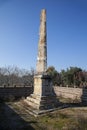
[24,94,59,116]
[24,94,58,110]
[24,74,59,115]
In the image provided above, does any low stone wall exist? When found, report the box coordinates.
[54,87,87,103]
[0,87,33,100]
[0,86,87,103]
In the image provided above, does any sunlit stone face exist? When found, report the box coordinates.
[36,9,47,74]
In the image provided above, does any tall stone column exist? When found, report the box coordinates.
[36,9,47,74]
[24,9,58,115]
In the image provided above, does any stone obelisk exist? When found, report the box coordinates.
[36,9,47,74]
[24,9,58,114]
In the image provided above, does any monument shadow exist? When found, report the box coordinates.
[0,102,36,130]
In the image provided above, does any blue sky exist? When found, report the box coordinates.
[0,0,87,72]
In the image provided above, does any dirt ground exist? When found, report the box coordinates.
[0,100,87,130]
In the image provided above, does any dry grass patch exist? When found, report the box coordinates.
[0,101,87,130]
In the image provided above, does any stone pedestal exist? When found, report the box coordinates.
[24,9,59,115]
[24,74,58,114]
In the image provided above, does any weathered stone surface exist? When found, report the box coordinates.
[54,87,82,100]
[34,74,54,96]
[36,9,47,74]
[25,74,58,111]
[24,9,58,114]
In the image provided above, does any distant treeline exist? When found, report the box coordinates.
[0,66,87,88]
[46,66,87,88]
[0,66,34,87]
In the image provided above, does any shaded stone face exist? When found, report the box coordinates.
[36,9,47,74]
